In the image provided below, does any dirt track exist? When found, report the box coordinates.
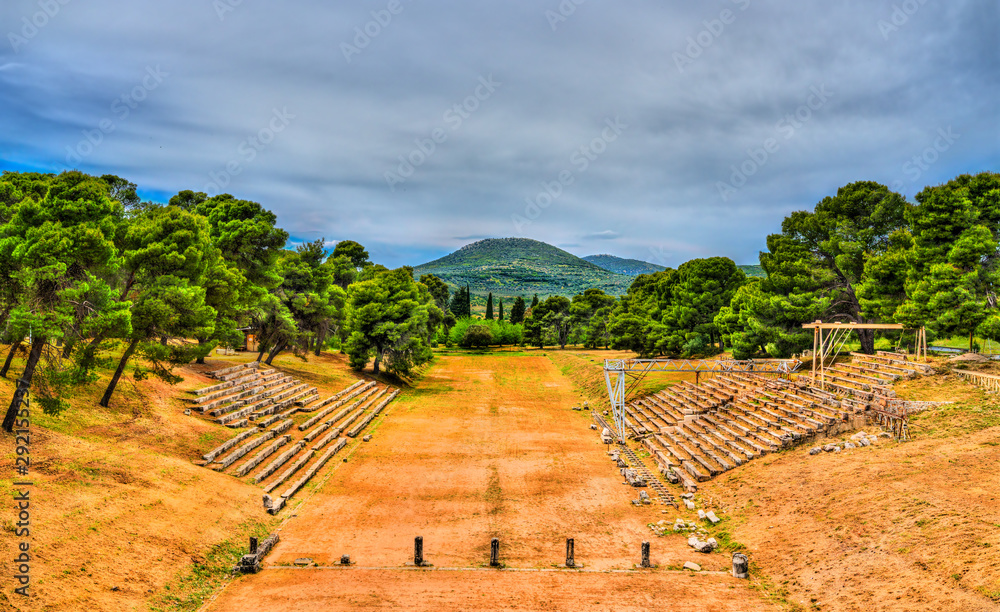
[205,354,771,611]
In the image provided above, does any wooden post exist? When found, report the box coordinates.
[414,536,423,566]
[565,538,575,568]
[811,327,819,384]
[641,541,651,568]
[490,538,500,567]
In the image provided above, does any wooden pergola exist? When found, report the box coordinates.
[801,321,927,389]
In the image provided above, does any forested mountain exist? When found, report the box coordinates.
[414,238,633,297]
[582,254,665,275]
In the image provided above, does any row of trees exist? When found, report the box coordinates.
[0,170,444,431]
[513,172,1000,360]
[601,173,1000,360]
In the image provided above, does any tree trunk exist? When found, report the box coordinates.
[1,341,21,378]
[265,342,286,366]
[857,328,875,354]
[314,327,326,357]
[61,339,75,359]
[970,331,975,351]
[2,336,46,432]
[373,353,381,375]
[100,337,140,408]
[196,337,207,365]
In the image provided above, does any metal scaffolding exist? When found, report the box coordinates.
[602,358,802,443]
[802,321,926,390]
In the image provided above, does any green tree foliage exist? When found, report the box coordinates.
[461,324,493,348]
[570,288,616,349]
[2,171,124,429]
[191,193,288,359]
[344,267,433,375]
[498,299,504,321]
[509,296,526,324]
[449,284,471,318]
[897,172,1000,348]
[261,239,340,364]
[662,258,745,354]
[99,206,217,407]
[525,295,572,348]
[607,259,744,358]
[419,274,450,313]
[720,182,908,357]
[447,317,523,347]
[485,292,494,320]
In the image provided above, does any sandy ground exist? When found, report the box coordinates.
[206,354,771,611]
[699,375,1000,612]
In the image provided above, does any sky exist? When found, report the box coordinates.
[1,0,997,268]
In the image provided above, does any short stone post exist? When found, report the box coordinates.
[490,538,500,567]
[249,537,258,555]
[565,538,575,568]
[732,552,749,579]
[641,541,650,568]
[414,536,424,566]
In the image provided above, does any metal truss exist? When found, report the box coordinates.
[602,358,802,443]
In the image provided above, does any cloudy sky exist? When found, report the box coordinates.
[1,0,996,268]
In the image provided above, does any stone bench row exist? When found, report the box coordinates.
[235,435,292,477]
[210,361,260,381]
[299,385,381,432]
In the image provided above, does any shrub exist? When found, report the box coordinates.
[461,325,494,348]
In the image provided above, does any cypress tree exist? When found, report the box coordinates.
[486,293,494,320]
[498,299,504,321]
[510,296,526,324]
[531,294,539,308]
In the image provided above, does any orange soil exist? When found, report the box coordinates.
[699,374,1000,611]
[0,349,362,611]
[206,354,772,611]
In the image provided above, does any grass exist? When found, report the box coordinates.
[148,517,278,612]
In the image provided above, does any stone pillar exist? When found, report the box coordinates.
[565,538,575,568]
[490,538,500,567]
[641,541,650,568]
[250,537,258,555]
[732,552,749,579]
[414,536,424,566]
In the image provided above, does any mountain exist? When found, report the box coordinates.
[583,254,665,276]
[414,238,634,298]
[585,254,766,279]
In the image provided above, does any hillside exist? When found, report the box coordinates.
[583,254,665,275]
[414,237,633,297]
[739,264,765,277]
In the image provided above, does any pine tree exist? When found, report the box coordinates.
[510,297,526,324]
[531,294,539,308]
[485,293,494,320]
